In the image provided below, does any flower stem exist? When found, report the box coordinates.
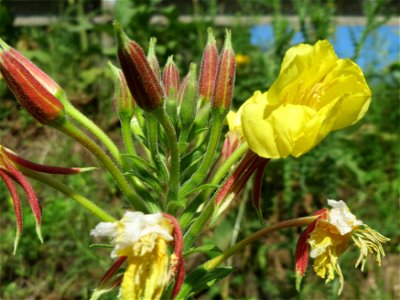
[179,109,225,198]
[120,116,136,158]
[146,113,168,182]
[20,166,116,222]
[151,107,180,203]
[178,142,248,229]
[55,121,148,212]
[210,142,248,186]
[63,102,122,165]
[203,216,318,270]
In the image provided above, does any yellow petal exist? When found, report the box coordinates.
[240,91,280,158]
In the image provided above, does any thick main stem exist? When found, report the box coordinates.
[203,216,317,270]
[55,121,148,212]
[21,167,116,222]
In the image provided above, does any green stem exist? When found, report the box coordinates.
[210,142,248,186]
[152,107,180,203]
[146,113,168,181]
[183,198,214,252]
[178,127,190,153]
[179,109,225,198]
[55,121,148,212]
[20,167,116,222]
[203,216,317,270]
[63,102,122,166]
[179,142,248,229]
[120,116,136,157]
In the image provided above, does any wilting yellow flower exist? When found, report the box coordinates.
[91,211,174,300]
[236,40,371,158]
[235,54,250,66]
[295,200,389,294]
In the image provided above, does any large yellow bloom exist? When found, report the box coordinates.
[237,40,371,158]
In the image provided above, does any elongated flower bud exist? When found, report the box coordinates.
[179,63,198,127]
[147,37,161,81]
[163,55,180,98]
[199,28,218,102]
[212,30,235,111]
[108,61,135,120]
[0,39,66,125]
[114,22,164,111]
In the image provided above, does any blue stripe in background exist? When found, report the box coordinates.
[250,25,399,70]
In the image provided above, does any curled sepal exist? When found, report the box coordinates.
[114,21,164,111]
[89,256,127,300]
[163,213,185,299]
[0,39,66,125]
[294,209,328,291]
[3,147,96,175]
[212,30,235,112]
[1,156,43,243]
[0,170,22,254]
[199,28,218,102]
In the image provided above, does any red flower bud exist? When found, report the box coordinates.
[147,37,161,81]
[0,39,66,125]
[199,28,218,102]
[163,55,180,97]
[212,30,236,111]
[108,62,135,120]
[114,22,164,111]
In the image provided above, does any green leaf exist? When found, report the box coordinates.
[175,266,234,299]
[184,243,222,257]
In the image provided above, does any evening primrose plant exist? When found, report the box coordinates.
[0,22,389,298]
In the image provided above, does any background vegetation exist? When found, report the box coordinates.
[0,0,399,299]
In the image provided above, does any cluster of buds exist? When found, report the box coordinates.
[114,21,235,117]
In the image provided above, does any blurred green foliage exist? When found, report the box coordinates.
[0,0,398,299]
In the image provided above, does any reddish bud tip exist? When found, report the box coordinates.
[163,55,180,98]
[199,28,218,102]
[108,61,135,120]
[0,39,66,125]
[114,22,164,111]
[147,37,161,81]
[212,30,235,111]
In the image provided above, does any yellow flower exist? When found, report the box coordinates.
[236,40,371,158]
[91,211,174,300]
[296,199,390,294]
[235,54,250,66]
